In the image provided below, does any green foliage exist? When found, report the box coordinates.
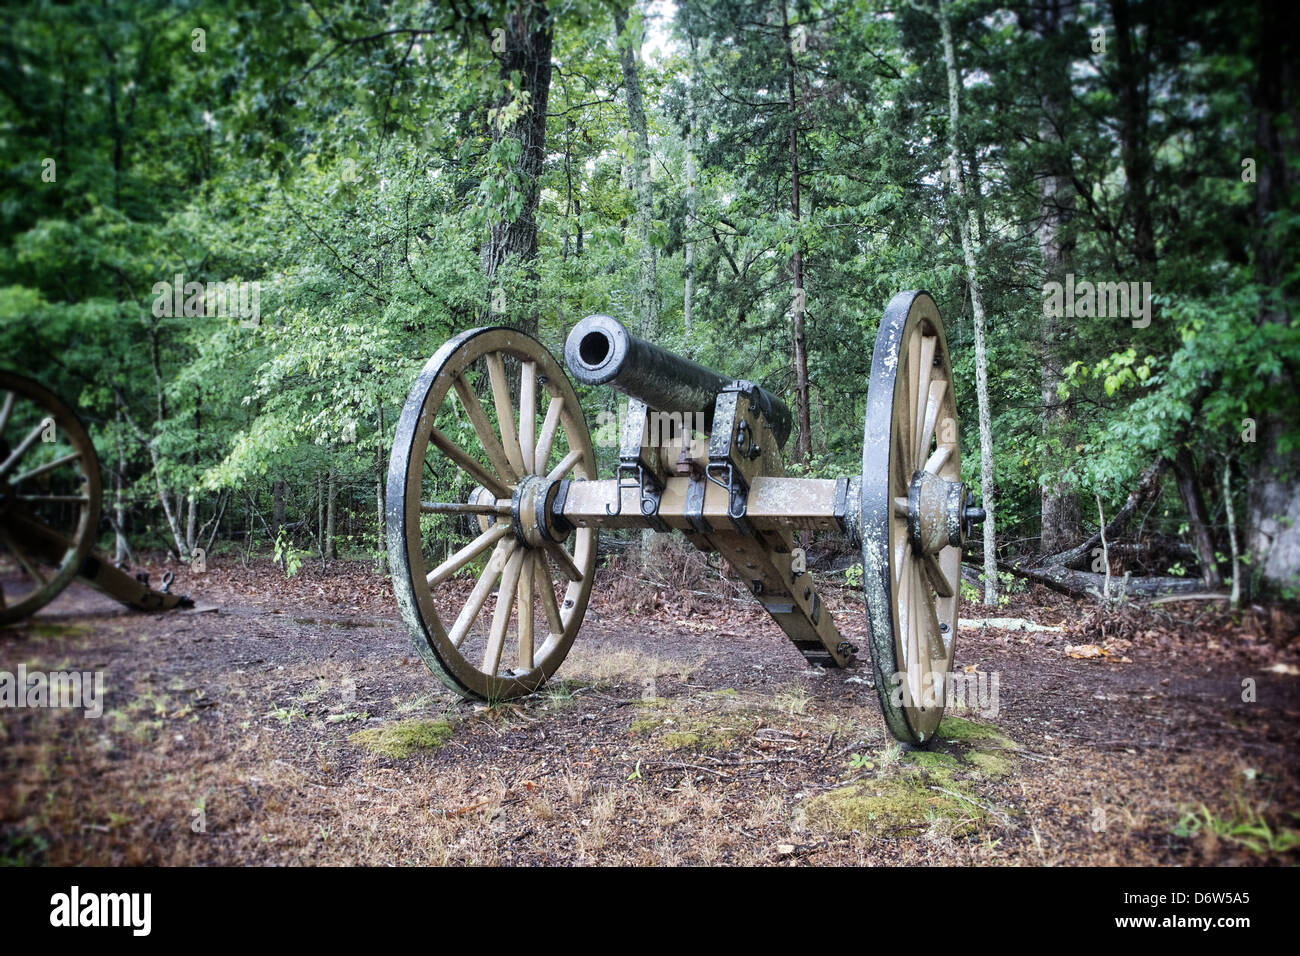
[0,0,1289,586]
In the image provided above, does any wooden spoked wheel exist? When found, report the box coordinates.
[861,291,963,745]
[0,371,102,625]
[387,327,597,701]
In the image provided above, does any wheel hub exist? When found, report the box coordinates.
[907,470,968,553]
[510,475,570,548]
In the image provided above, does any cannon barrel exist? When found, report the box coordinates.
[564,314,793,449]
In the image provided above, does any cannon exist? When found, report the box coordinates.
[0,371,190,624]
[387,290,982,745]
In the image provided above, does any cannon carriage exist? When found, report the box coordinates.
[387,290,983,745]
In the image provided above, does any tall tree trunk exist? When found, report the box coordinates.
[480,1,553,336]
[1246,0,1300,595]
[782,0,812,462]
[614,4,660,335]
[185,494,198,555]
[272,480,286,538]
[113,407,130,565]
[1110,0,1156,267]
[375,400,387,572]
[1032,0,1082,556]
[326,466,338,560]
[683,146,696,347]
[939,0,998,604]
[1172,448,1223,589]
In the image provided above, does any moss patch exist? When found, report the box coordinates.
[967,751,1013,778]
[937,715,1016,748]
[629,716,664,736]
[349,719,453,759]
[662,731,701,749]
[24,621,92,641]
[902,750,960,772]
[627,704,755,752]
[802,776,978,836]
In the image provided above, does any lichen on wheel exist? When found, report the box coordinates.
[860,291,968,746]
[386,327,597,701]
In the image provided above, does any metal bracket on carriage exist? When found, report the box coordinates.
[607,398,670,532]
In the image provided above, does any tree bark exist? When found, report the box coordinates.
[1171,448,1223,589]
[782,0,812,462]
[1110,0,1156,267]
[1245,0,1300,596]
[272,480,286,538]
[614,5,660,336]
[1032,0,1082,555]
[326,466,338,560]
[113,406,130,565]
[480,2,553,336]
[939,0,998,604]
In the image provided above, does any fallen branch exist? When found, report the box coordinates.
[1034,458,1167,571]
[642,760,729,778]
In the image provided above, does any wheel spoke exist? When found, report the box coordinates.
[536,553,565,637]
[519,360,537,474]
[0,525,49,586]
[517,552,535,671]
[921,549,954,598]
[895,538,911,588]
[546,447,584,482]
[913,336,936,462]
[920,583,947,692]
[485,352,528,477]
[903,328,920,470]
[917,379,947,468]
[893,496,909,517]
[545,541,583,582]
[428,427,512,499]
[448,539,513,648]
[420,500,507,516]
[12,451,82,485]
[0,390,14,438]
[924,446,951,475]
[0,420,48,477]
[895,552,912,701]
[15,494,91,504]
[426,523,510,587]
[534,394,564,475]
[452,374,518,485]
[481,547,524,675]
[906,561,924,709]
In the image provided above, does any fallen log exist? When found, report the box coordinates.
[991,559,1206,602]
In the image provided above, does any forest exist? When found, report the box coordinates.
[1,0,1295,603]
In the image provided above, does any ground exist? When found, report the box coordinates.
[1,555,1298,866]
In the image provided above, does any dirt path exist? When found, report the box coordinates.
[1,559,1297,865]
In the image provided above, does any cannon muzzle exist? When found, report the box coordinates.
[564,315,793,449]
